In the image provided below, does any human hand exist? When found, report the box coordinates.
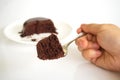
[75,24,120,72]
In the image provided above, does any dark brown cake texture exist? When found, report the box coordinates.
[20,17,57,37]
[36,34,64,60]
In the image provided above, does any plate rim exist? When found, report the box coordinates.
[3,18,73,45]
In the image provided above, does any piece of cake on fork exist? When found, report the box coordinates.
[36,34,64,60]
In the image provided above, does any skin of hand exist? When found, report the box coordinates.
[75,24,120,72]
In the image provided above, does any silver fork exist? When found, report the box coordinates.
[62,33,85,56]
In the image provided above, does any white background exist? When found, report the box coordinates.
[0,0,120,80]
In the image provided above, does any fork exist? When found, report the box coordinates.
[62,32,85,56]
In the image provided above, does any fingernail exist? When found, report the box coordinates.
[96,50,102,56]
[89,50,96,58]
[93,43,100,49]
[90,50,101,58]
[91,50,101,63]
[77,28,81,34]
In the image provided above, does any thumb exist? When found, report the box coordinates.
[92,51,118,71]
[81,24,103,35]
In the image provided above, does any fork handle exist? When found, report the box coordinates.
[66,32,85,47]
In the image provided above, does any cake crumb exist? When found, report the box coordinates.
[31,39,37,42]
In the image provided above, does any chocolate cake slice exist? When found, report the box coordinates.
[20,17,57,37]
[36,34,64,60]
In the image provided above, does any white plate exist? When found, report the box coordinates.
[4,18,72,45]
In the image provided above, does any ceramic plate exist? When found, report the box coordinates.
[4,18,72,45]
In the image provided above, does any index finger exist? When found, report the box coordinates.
[81,24,102,35]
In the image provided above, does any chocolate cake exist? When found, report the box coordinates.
[36,34,64,60]
[20,17,57,37]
